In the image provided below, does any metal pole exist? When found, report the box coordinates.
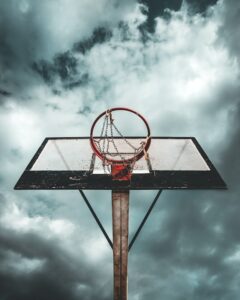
[112,190,129,300]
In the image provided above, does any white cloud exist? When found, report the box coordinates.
[0,199,75,238]
[225,247,240,263]
[0,251,45,274]
[0,194,110,264]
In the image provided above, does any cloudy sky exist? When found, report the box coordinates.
[0,0,240,299]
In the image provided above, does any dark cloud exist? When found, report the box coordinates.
[139,0,182,31]
[32,51,78,85]
[220,103,240,188]
[31,27,113,91]
[218,0,240,61]
[128,84,240,297]
[0,89,11,97]
[73,27,113,54]
[77,106,91,115]
[139,0,218,32]
[0,195,112,300]
[186,0,219,13]
[129,188,239,298]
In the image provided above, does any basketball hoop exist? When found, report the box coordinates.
[90,107,151,181]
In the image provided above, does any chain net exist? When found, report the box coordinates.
[93,110,147,174]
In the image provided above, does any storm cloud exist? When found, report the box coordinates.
[0,0,240,299]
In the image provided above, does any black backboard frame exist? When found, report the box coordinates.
[14,137,227,190]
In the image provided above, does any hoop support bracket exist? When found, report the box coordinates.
[128,189,162,252]
[78,189,163,252]
[79,190,113,249]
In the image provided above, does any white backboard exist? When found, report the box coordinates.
[30,138,210,173]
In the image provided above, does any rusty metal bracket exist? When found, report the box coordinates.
[128,190,163,252]
[79,190,113,249]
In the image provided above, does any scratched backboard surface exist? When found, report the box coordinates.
[14,137,226,190]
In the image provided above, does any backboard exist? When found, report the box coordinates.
[14,137,226,190]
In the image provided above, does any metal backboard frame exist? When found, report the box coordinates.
[14,137,227,190]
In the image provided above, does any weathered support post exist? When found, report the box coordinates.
[112,190,129,300]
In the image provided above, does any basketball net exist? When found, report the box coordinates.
[93,110,149,181]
